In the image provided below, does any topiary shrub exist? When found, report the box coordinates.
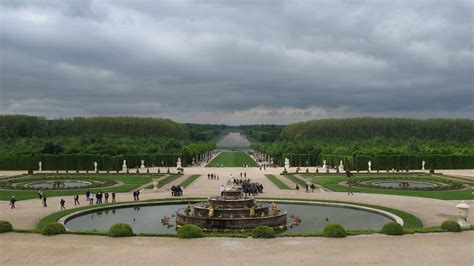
[323,224,346,238]
[381,222,404,235]
[177,224,203,239]
[0,220,13,233]
[108,223,134,237]
[41,222,66,236]
[252,226,276,238]
[441,220,461,232]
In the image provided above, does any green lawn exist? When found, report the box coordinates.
[179,174,201,188]
[206,152,258,167]
[302,174,474,200]
[265,174,291,189]
[0,174,164,201]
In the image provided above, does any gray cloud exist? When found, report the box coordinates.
[0,0,473,125]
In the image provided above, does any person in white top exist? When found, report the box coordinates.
[220,185,225,196]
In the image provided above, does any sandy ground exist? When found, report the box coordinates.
[0,232,473,265]
[0,168,473,265]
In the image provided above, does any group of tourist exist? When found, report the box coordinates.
[399,182,411,188]
[238,179,263,196]
[207,173,220,180]
[304,183,316,193]
[85,191,116,205]
[171,185,183,196]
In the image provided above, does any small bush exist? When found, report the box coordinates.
[381,222,404,235]
[0,220,13,233]
[252,226,276,238]
[177,224,203,238]
[441,220,461,232]
[41,222,66,236]
[323,224,346,238]
[108,223,134,237]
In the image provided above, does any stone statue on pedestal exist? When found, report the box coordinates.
[338,160,344,172]
[38,161,42,172]
[94,161,98,172]
[140,160,145,169]
[422,161,426,170]
[322,160,327,169]
[368,161,372,172]
[122,160,127,172]
[284,158,290,169]
[176,157,182,169]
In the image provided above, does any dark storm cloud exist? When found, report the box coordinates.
[0,0,473,124]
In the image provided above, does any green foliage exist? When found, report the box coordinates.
[252,226,276,238]
[441,220,461,232]
[179,175,201,188]
[323,224,347,238]
[0,220,13,233]
[108,223,134,237]
[381,222,404,235]
[281,118,474,142]
[41,222,66,235]
[177,224,203,238]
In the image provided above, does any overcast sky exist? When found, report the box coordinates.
[0,0,473,125]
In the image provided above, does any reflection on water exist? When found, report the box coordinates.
[65,203,393,234]
[217,133,251,148]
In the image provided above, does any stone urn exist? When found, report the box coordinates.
[456,201,470,230]
[152,179,159,191]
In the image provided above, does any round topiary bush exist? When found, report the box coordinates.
[0,220,13,233]
[108,223,134,237]
[177,224,203,239]
[441,220,461,232]
[41,222,66,236]
[323,224,346,238]
[252,226,276,238]
[381,222,404,235]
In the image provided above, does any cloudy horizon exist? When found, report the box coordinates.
[0,0,473,125]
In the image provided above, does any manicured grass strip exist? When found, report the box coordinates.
[283,174,307,187]
[0,174,162,201]
[308,174,474,200]
[265,174,291,189]
[157,174,182,188]
[179,175,201,188]
[206,152,258,167]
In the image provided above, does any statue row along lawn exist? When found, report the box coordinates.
[299,174,473,200]
[0,174,172,201]
[206,152,258,167]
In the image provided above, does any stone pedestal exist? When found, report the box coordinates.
[456,201,470,230]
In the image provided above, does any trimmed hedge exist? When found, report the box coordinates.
[252,226,276,238]
[323,224,346,238]
[41,222,66,236]
[108,223,134,237]
[381,222,404,235]
[177,224,203,239]
[441,220,461,232]
[0,220,13,233]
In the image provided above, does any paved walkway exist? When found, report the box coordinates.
[0,232,473,265]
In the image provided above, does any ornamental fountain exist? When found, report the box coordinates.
[175,175,288,231]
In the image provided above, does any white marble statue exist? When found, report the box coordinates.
[284,157,290,169]
[338,160,344,172]
[422,160,426,171]
[177,157,182,169]
[94,161,98,172]
[368,161,372,172]
[140,160,145,169]
[322,160,327,169]
[38,161,42,172]
[122,160,127,172]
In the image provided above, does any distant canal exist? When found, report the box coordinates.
[217,132,251,149]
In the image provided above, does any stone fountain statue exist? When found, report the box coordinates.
[338,160,344,172]
[284,158,290,169]
[122,160,127,172]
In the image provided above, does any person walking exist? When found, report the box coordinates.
[60,198,66,210]
[104,192,109,203]
[220,185,225,196]
[42,195,47,207]
[9,196,16,209]
[111,192,116,203]
[348,184,354,195]
[88,193,94,205]
[74,194,80,205]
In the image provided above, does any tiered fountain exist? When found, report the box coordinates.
[175,176,287,231]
